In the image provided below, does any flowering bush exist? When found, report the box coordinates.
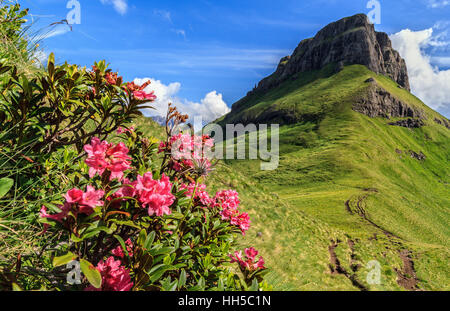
[0,53,154,155]
[0,5,267,291]
[5,106,268,292]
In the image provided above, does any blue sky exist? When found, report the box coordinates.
[21,0,450,118]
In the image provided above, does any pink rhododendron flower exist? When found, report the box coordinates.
[64,186,104,211]
[64,188,84,204]
[112,239,134,258]
[214,190,240,210]
[135,173,175,216]
[114,178,137,199]
[244,247,259,261]
[214,190,250,235]
[180,183,213,207]
[81,185,105,209]
[41,186,104,225]
[159,134,214,174]
[124,80,156,101]
[117,126,136,134]
[85,257,133,291]
[105,72,122,85]
[229,248,265,271]
[39,204,71,232]
[158,142,167,153]
[84,137,131,181]
[133,90,156,101]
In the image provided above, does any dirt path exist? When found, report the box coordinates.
[396,249,419,291]
[328,240,368,291]
[346,192,399,239]
[344,191,420,291]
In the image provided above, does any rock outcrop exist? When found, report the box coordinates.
[388,118,425,128]
[353,80,424,119]
[242,13,410,101]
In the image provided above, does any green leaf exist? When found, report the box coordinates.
[217,278,225,291]
[144,231,156,249]
[178,270,186,289]
[47,53,55,77]
[149,265,175,283]
[114,235,130,258]
[137,229,147,246]
[166,212,184,220]
[149,246,175,256]
[53,251,77,267]
[80,259,102,289]
[0,178,14,199]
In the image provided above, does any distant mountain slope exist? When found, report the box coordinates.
[211,14,450,290]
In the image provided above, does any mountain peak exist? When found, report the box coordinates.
[244,14,410,100]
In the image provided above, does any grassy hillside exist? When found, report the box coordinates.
[210,65,450,290]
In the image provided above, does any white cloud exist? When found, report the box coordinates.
[172,29,186,39]
[154,9,172,23]
[390,28,450,111]
[427,0,450,8]
[100,0,128,15]
[133,78,231,124]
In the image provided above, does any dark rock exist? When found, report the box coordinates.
[353,83,424,119]
[241,13,410,102]
[388,118,425,128]
[409,150,426,161]
[434,117,450,129]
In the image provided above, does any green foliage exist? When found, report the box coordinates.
[0,55,152,154]
[0,177,13,198]
[0,1,41,75]
[0,5,266,292]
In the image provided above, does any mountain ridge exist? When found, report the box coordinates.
[243,13,410,99]
[207,14,450,291]
[216,14,449,128]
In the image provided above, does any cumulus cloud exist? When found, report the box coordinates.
[100,0,128,15]
[133,78,231,125]
[390,28,450,112]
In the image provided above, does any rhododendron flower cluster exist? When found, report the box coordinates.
[105,71,122,86]
[214,190,250,234]
[112,238,134,258]
[86,257,133,291]
[159,133,214,173]
[112,173,175,217]
[41,186,104,219]
[40,186,104,232]
[135,173,175,216]
[84,137,132,181]
[180,183,213,207]
[124,80,156,101]
[114,178,137,199]
[229,247,265,271]
[117,126,135,134]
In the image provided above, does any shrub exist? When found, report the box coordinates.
[0,3,268,291]
[1,108,268,291]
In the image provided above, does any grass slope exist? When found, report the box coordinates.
[211,65,450,290]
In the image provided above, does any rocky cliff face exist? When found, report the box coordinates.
[354,79,423,119]
[242,14,410,101]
